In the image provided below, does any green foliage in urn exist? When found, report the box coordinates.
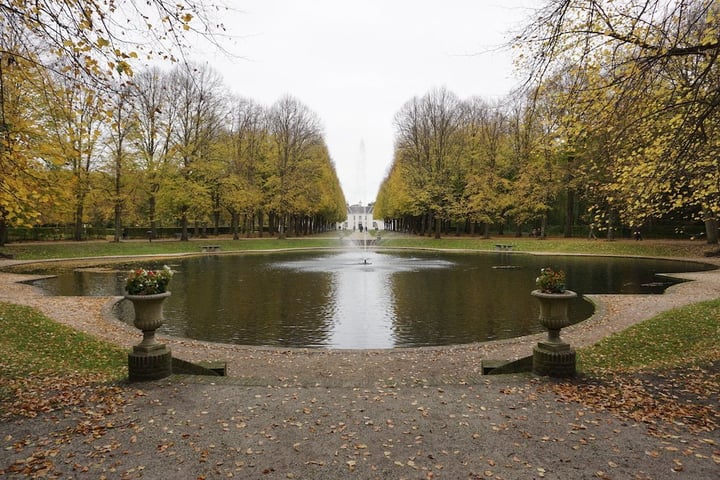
[536,267,566,293]
[125,265,174,295]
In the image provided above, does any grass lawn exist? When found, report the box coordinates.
[0,236,344,261]
[0,232,717,262]
[578,298,720,374]
[0,302,127,416]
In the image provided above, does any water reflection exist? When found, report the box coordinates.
[172,255,337,347]
[390,264,542,346]
[273,251,454,348]
[33,251,712,349]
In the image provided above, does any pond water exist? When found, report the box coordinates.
[34,250,712,349]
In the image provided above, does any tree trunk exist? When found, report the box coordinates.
[213,210,220,236]
[180,207,189,241]
[606,209,616,241]
[74,202,84,241]
[247,212,255,238]
[564,188,575,238]
[113,203,122,242]
[434,214,441,239]
[148,194,157,239]
[0,216,7,247]
[278,214,286,240]
[704,210,718,244]
[231,211,239,240]
[113,167,122,242]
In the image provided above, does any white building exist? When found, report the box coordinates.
[340,202,384,232]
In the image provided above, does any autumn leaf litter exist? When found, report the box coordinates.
[1,364,718,479]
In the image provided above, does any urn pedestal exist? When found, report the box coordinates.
[531,290,577,377]
[125,292,172,381]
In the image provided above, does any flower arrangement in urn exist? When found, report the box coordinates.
[125,265,174,295]
[536,267,566,293]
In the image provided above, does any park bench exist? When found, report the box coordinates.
[201,245,221,253]
[494,244,514,251]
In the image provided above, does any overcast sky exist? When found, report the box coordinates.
[195,0,537,205]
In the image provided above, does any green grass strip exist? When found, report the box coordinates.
[1,237,344,260]
[380,237,709,258]
[1,234,714,261]
[0,302,127,380]
[578,298,720,373]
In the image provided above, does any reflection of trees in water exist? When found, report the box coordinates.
[389,267,543,347]
[171,255,335,347]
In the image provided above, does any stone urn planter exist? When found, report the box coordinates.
[125,291,172,381]
[531,289,577,377]
[531,289,577,343]
[126,291,171,348]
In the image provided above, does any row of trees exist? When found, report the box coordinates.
[2,70,346,243]
[376,0,719,243]
[3,60,346,243]
[0,1,346,245]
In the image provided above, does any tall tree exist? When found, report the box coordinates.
[463,98,512,237]
[289,141,345,235]
[0,0,227,240]
[39,67,104,241]
[504,96,560,237]
[518,0,720,241]
[266,95,323,239]
[313,151,347,233]
[375,161,418,233]
[161,63,226,240]
[130,67,174,238]
[221,97,267,239]
[104,83,136,242]
[393,87,466,238]
[0,34,49,245]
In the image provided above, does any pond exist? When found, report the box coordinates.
[33,250,712,349]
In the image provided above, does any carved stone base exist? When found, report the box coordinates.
[128,345,172,382]
[532,343,576,377]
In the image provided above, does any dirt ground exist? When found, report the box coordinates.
[0,254,719,479]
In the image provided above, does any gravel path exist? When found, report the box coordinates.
[1,255,719,479]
